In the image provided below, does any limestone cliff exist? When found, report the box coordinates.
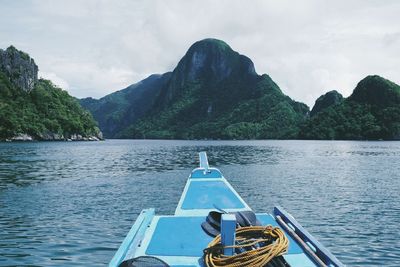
[0,46,38,92]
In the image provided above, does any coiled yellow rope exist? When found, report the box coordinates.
[203,225,289,267]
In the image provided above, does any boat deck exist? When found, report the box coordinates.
[109,153,343,267]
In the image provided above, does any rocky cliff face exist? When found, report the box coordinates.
[0,46,38,92]
[158,38,257,107]
[173,39,256,84]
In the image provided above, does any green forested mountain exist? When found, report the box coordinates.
[80,39,400,141]
[82,39,309,139]
[0,46,101,141]
[300,75,400,140]
[80,73,171,138]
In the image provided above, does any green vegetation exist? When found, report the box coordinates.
[300,76,400,140]
[117,74,400,141]
[0,72,100,140]
[310,90,343,117]
[119,74,308,140]
[7,45,30,60]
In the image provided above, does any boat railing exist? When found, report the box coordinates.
[274,206,345,267]
[109,209,155,267]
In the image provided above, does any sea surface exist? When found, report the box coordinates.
[0,140,399,266]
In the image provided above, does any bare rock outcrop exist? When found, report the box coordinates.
[0,46,38,92]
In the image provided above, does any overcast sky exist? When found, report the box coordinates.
[1,0,399,106]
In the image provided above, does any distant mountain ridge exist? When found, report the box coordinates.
[80,73,171,138]
[81,38,309,139]
[81,38,400,140]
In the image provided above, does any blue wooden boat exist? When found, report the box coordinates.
[110,152,344,267]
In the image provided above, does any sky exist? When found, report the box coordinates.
[1,0,399,107]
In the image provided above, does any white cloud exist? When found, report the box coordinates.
[1,0,399,106]
[39,72,69,90]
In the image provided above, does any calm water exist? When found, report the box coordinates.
[0,140,399,266]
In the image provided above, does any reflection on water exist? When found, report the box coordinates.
[1,140,400,266]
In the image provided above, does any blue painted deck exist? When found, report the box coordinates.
[145,214,305,257]
[181,180,245,210]
[109,152,344,267]
[146,216,213,257]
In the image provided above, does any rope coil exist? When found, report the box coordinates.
[203,225,289,267]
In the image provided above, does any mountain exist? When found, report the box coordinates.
[80,73,171,138]
[310,90,343,117]
[0,46,102,141]
[300,75,400,140]
[82,38,309,139]
[349,75,400,106]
